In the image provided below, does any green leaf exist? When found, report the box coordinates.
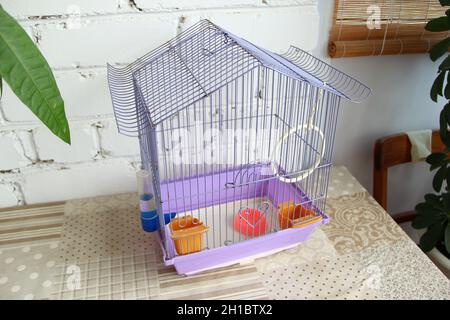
[433,165,447,192]
[443,193,450,210]
[426,16,450,32]
[415,200,444,214]
[0,6,70,144]
[412,199,444,229]
[424,193,443,209]
[426,152,447,166]
[419,222,445,252]
[414,201,445,218]
[439,54,450,70]
[430,38,450,62]
[441,0,450,6]
[446,72,450,99]
[412,212,444,229]
[431,71,446,101]
[446,101,450,124]
[430,159,447,171]
[447,167,450,190]
[416,201,433,211]
[445,223,450,255]
[415,202,434,213]
[439,105,450,146]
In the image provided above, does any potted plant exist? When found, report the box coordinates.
[412,0,450,277]
[0,5,70,144]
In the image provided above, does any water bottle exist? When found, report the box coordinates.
[136,170,158,232]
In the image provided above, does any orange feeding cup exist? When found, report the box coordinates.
[277,201,320,230]
[170,215,209,255]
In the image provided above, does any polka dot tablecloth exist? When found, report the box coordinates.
[258,239,450,300]
[260,253,378,300]
[327,166,367,198]
[0,242,59,300]
[1,166,449,300]
[0,201,63,300]
[58,202,157,263]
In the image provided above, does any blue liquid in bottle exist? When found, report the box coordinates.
[137,170,158,232]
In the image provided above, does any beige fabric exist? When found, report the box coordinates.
[0,203,63,300]
[54,193,268,300]
[51,253,160,300]
[255,228,337,272]
[406,129,432,162]
[260,239,450,300]
[157,264,268,300]
[322,192,405,255]
[1,166,449,300]
[0,242,60,300]
[327,166,367,198]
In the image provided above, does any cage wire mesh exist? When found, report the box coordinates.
[108,20,370,269]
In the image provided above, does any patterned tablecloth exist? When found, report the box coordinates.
[0,166,449,300]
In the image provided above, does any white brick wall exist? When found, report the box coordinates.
[33,122,95,163]
[0,132,31,170]
[0,183,24,207]
[0,0,319,207]
[21,160,137,204]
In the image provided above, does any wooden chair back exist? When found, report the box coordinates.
[373,130,445,222]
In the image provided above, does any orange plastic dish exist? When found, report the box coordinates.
[170,215,209,255]
[277,201,320,230]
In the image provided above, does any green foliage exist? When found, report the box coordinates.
[413,0,450,256]
[430,38,450,61]
[445,224,450,253]
[438,54,450,70]
[0,5,70,144]
[426,16,450,32]
[431,71,446,101]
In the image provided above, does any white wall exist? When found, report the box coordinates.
[316,1,439,213]
[0,0,439,213]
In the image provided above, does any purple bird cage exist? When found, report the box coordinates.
[107,20,370,275]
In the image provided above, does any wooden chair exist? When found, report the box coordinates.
[373,130,445,223]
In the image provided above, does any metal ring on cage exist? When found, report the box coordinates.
[270,124,325,183]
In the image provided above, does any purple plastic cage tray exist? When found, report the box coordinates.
[156,164,329,275]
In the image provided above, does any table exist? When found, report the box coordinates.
[0,166,449,300]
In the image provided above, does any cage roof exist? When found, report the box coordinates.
[108,20,370,135]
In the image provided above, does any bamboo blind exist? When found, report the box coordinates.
[329,0,449,58]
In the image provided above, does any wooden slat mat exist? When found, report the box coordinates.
[0,202,64,247]
[157,264,269,300]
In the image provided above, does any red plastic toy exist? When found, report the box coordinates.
[233,208,266,237]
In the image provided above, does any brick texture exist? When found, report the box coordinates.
[0,0,319,207]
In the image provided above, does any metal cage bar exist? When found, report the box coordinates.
[148,66,341,259]
[107,20,370,136]
[106,19,370,272]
